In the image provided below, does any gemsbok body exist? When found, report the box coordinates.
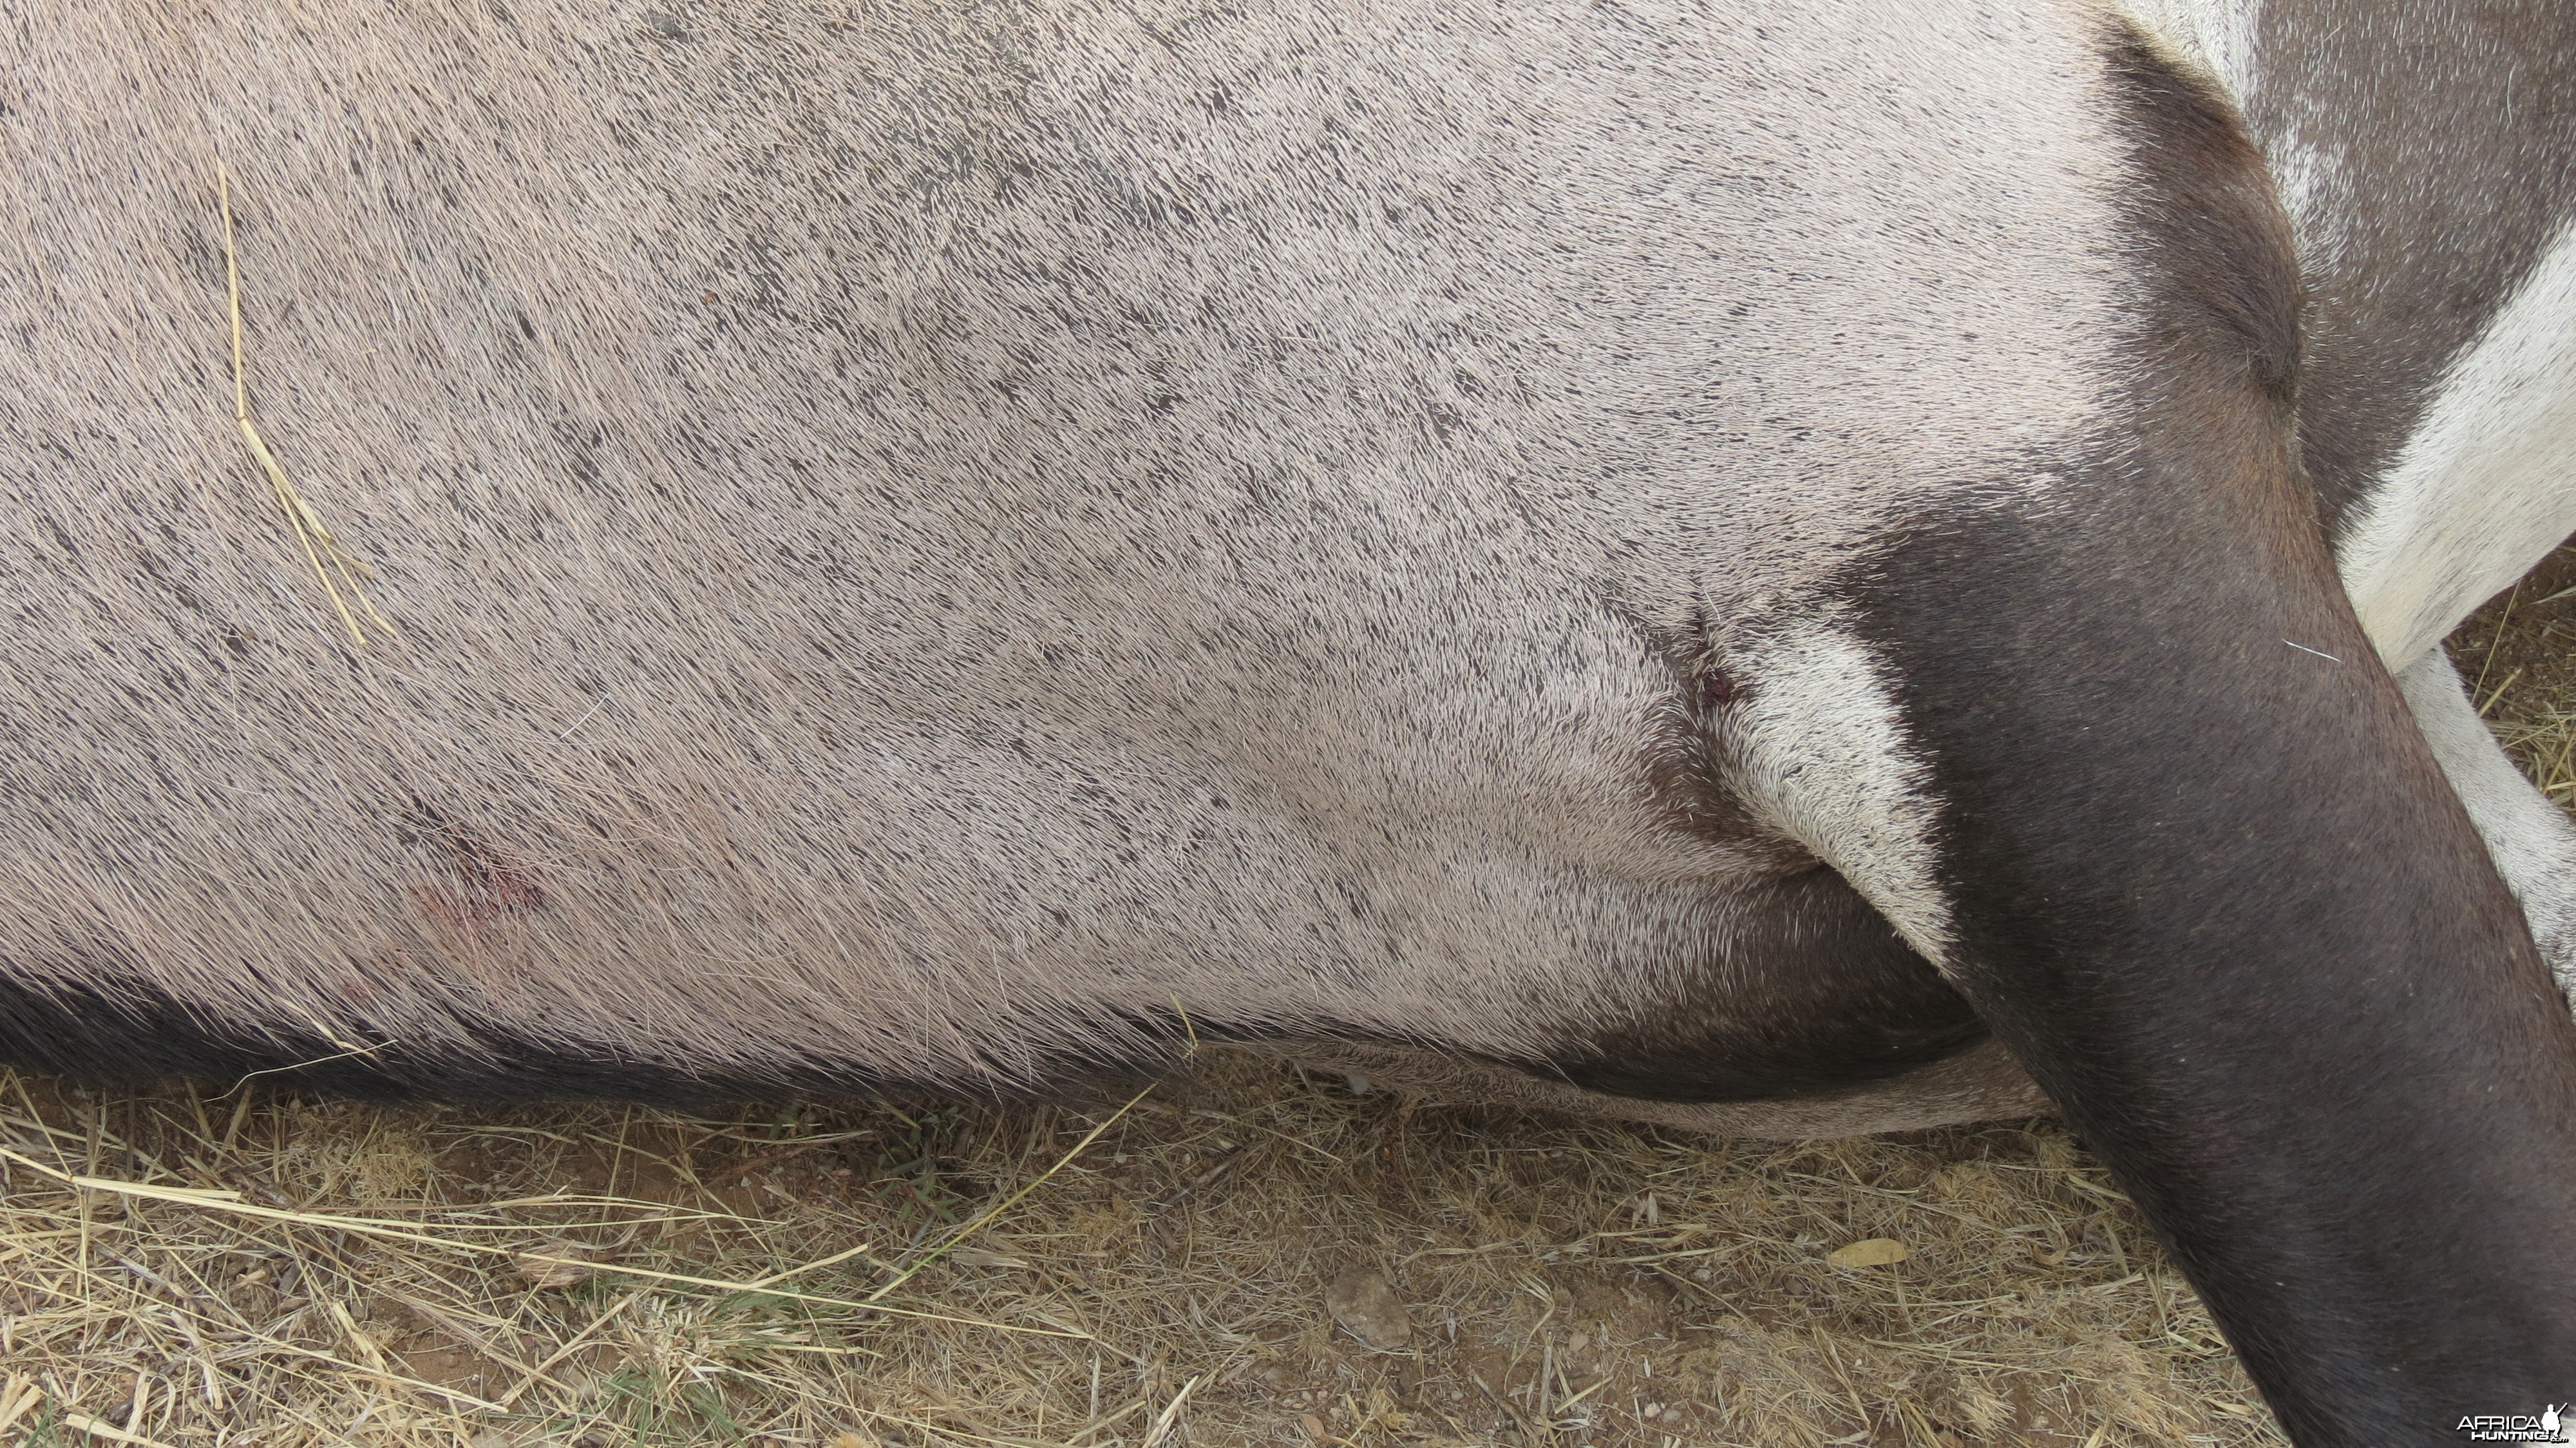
[3,1,2572,1438]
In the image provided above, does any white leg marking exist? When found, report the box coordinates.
[2400,650,2576,1010]
[1727,624,1955,968]
[2340,216,2576,672]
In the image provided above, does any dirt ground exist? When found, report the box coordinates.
[5,548,2573,1448]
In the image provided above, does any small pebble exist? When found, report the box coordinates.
[1324,1266,1413,1349]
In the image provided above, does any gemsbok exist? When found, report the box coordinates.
[3,1,2571,1438]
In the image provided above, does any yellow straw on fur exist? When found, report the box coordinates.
[218,155,394,645]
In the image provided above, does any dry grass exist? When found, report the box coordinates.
[7,549,2575,1448]
[2452,548,2576,812]
[0,1065,2271,1448]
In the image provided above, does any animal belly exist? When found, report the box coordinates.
[1493,865,1987,1103]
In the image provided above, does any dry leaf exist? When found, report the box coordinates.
[1323,1266,1412,1349]
[949,1244,1031,1270]
[1826,1237,1909,1268]
[513,1240,597,1288]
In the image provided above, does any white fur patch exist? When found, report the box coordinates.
[2340,215,2576,671]
[1726,625,1955,967]
[2264,138,2348,274]
[2399,651,2576,1009]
